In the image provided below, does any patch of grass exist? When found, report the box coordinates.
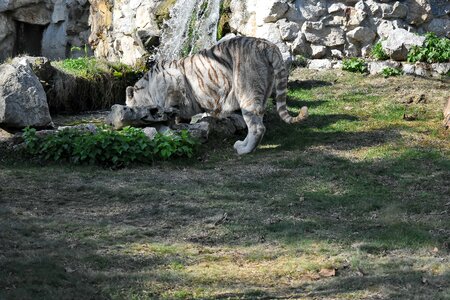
[1,69,449,299]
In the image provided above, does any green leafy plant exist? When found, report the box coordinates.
[381,67,403,78]
[22,126,199,167]
[407,32,450,63]
[342,58,368,73]
[371,41,389,60]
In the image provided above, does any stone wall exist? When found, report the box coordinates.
[0,0,91,62]
[230,0,449,60]
[87,0,449,65]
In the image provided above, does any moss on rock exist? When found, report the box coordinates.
[217,0,232,40]
[155,0,178,27]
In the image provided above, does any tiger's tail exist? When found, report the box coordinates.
[270,45,308,124]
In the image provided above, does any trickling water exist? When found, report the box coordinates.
[158,0,222,60]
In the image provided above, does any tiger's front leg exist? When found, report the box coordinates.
[233,109,266,155]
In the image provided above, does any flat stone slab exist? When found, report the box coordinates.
[107,104,178,129]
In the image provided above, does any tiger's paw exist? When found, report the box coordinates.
[234,140,252,155]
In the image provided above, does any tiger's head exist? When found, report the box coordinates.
[126,66,191,118]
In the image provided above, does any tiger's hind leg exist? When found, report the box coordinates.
[233,107,266,155]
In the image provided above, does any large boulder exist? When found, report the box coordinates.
[381,28,425,61]
[0,59,52,129]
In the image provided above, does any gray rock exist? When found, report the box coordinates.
[368,61,401,75]
[381,29,425,61]
[42,22,68,60]
[307,59,333,70]
[143,127,158,140]
[302,21,346,47]
[263,1,289,23]
[328,3,347,14]
[107,105,178,130]
[11,3,52,25]
[381,2,408,19]
[427,18,450,38]
[405,0,432,25]
[295,0,327,21]
[57,123,98,133]
[277,19,300,42]
[377,19,405,39]
[310,45,327,59]
[431,63,450,76]
[331,49,343,59]
[0,60,52,129]
[0,13,15,62]
[0,127,13,141]
[402,63,416,75]
[0,0,41,13]
[344,43,361,57]
[291,33,311,56]
[347,26,376,45]
[414,62,432,76]
[12,56,54,82]
[174,121,210,143]
[346,3,368,27]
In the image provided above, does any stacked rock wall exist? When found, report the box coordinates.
[0,0,91,62]
[88,0,449,65]
[230,0,449,60]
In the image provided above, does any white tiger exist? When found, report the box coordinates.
[126,36,308,154]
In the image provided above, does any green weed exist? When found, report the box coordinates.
[407,32,450,63]
[342,58,368,73]
[22,126,199,167]
[382,67,403,78]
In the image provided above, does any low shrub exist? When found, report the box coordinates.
[407,32,450,63]
[382,67,403,78]
[342,58,368,73]
[371,41,389,61]
[23,126,198,167]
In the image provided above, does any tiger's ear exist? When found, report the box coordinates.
[126,86,134,106]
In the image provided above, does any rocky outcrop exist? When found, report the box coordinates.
[0,58,52,129]
[0,0,90,62]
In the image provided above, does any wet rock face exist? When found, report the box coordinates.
[0,0,91,62]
